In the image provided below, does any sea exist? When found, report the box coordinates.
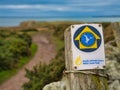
[0,17,120,27]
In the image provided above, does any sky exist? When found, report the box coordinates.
[0,0,120,18]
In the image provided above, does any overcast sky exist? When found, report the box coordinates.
[0,0,120,18]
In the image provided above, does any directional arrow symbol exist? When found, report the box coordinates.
[75,26,100,49]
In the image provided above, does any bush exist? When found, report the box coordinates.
[0,30,32,70]
[23,48,65,90]
[17,33,32,47]
[21,28,38,32]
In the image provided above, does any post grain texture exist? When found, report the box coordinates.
[64,26,108,90]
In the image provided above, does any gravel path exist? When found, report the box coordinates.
[0,33,56,90]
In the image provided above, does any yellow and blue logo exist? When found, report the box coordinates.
[74,25,101,52]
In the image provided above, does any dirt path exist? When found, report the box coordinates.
[0,32,56,90]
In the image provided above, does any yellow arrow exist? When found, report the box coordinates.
[75,26,100,40]
[75,26,100,49]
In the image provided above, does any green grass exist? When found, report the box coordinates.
[0,43,37,84]
[26,31,39,36]
[52,36,64,52]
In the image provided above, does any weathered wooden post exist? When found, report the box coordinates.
[112,22,120,52]
[64,24,108,90]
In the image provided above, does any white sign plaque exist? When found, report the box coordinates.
[71,24,105,70]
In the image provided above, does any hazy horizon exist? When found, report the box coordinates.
[0,16,120,27]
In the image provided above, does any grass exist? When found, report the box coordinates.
[0,43,37,84]
[25,31,39,36]
[52,36,64,52]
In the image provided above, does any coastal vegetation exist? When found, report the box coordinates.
[0,30,37,84]
[0,21,114,89]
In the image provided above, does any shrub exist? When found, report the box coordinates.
[0,30,32,70]
[23,48,65,90]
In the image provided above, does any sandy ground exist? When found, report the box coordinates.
[0,33,56,90]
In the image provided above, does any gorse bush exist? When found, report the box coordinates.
[23,48,65,90]
[0,30,32,70]
[17,33,32,47]
[20,28,38,32]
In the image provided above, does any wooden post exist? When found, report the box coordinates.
[64,25,108,90]
[112,22,120,52]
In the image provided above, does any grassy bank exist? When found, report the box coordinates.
[0,43,37,84]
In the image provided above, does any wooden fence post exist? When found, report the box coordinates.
[64,25,108,90]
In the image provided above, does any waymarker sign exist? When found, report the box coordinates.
[71,24,105,70]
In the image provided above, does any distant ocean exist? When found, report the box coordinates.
[0,17,120,27]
